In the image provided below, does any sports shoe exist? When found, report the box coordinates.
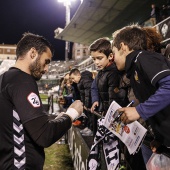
[72,120,82,126]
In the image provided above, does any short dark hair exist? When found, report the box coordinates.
[89,37,112,57]
[113,26,147,51]
[69,68,80,76]
[16,32,54,59]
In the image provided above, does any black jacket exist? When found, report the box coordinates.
[77,70,93,108]
[71,82,81,100]
[126,50,170,146]
[96,63,123,112]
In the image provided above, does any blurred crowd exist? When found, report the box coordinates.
[150,2,170,26]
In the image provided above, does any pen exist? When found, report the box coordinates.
[113,100,134,122]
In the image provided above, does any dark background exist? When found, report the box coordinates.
[0,0,80,60]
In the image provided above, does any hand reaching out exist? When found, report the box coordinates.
[91,101,99,113]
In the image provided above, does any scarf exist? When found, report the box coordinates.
[88,118,120,170]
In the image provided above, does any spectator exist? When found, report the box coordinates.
[62,73,74,109]
[112,30,146,170]
[71,81,81,101]
[69,68,94,136]
[112,25,170,166]
[88,37,130,169]
[150,4,160,26]
[58,73,73,111]
[142,27,163,53]
[166,0,170,16]
[57,77,65,110]
[89,37,126,115]
[161,4,169,21]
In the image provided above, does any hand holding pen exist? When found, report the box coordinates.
[115,101,141,124]
[113,100,136,124]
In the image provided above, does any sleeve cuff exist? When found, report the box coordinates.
[64,108,79,121]
[136,105,147,120]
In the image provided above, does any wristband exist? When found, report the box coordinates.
[64,108,79,121]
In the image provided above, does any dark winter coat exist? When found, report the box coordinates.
[95,63,123,112]
[126,50,170,147]
[77,70,93,108]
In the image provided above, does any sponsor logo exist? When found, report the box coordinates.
[27,92,40,107]
[134,71,140,83]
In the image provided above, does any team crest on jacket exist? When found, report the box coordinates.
[134,71,140,83]
[27,92,40,107]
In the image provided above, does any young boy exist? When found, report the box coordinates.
[88,37,131,169]
[112,25,170,163]
[69,68,94,136]
[89,37,127,115]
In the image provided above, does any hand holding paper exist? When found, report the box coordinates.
[113,100,134,123]
[118,107,140,124]
[104,101,147,155]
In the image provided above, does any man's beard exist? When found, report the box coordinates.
[29,57,45,81]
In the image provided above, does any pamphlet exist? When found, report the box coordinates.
[104,101,147,155]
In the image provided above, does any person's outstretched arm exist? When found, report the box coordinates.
[24,100,83,147]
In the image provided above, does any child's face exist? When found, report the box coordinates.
[112,46,126,71]
[69,74,81,83]
[91,51,113,70]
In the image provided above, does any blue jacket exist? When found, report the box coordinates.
[91,78,99,104]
